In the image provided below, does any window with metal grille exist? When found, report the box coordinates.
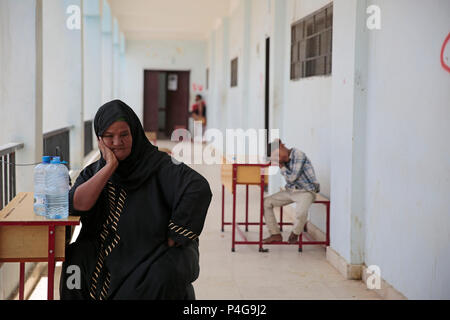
[231,57,238,87]
[84,120,93,156]
[290,3,333,80]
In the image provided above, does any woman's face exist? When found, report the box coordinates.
[101,121,133,161]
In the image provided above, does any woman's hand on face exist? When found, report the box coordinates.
[98,138,119,169]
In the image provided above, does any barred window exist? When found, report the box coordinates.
[290,3,333,80]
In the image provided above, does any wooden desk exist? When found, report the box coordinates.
[221,160,270,252]
[0,192,80,300]
[221,158,331,253]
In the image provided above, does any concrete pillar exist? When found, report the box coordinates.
[112,18,120,99]
[0,0,43,300]
[221,18,230,133]
[83,0,102,120]
[42,0,84,171]
[268,0,287,195]
[329,0,368,272]
[241,0,251,130]
[101,0,113,103]
[119,32,126,101]
[271,0,286,136]
[208,29,218,132]
[83,0,102,151]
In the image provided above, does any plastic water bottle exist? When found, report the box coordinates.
[33,156,52,216]
[45,156,69,219]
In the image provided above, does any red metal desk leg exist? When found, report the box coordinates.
[221,184,225,232]
[19,262,25,300]
[299,233,303,252]
[231,165,237,252]
[326,203,330,246]
[259,168,264,252]
[245,185,249,232]
[280,206,283,231]
[48,225,55,300]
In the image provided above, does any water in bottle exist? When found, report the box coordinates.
[33,156,52,216]
[45,156,69,219]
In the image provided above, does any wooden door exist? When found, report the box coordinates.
[165,71,190,137]
[143,71,159,132]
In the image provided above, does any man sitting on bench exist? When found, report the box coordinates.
[263,139,320,244]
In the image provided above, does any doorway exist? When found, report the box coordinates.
[143,70,190,139]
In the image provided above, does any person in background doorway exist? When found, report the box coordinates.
[190,94,207,142]
[190,94,207,126]
[263,139,320,244]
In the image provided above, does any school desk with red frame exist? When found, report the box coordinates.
[0,192,80,300]
[221,163,330,252]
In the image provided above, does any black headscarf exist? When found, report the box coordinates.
[94,99,167,191]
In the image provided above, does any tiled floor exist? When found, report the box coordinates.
[28,140,381,300]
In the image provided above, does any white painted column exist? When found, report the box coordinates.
[0,0,43,300]
[329,0,368,268]
[118,32,126,101]
[83,0,102,152]
[271,0,287,136]
[0,0,43,189]
[83,0,102,121]
[221,18,230,133]
[241,0,251,130]
[112,18,120,99]
[42,0,84,171]
[210,29,220,133]
[101,0,113,103]
[206,30,216,132]
[268,0,287,195]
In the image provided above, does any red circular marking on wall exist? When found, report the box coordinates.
[441,32,450,73]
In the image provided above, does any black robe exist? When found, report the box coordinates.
[59,100,212,300]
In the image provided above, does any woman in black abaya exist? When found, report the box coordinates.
[59,100,212,300]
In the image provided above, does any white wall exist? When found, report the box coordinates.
[112,18,120,99]
[282,0,333,231]
[210,19,229,134]
[83,7,102,121]
[208,0,267,153]
[207,0,332,210]
[247,0,271,132]
[122,39,206,126]
[42,0,82,133]
[210,0,450,299]
[42,0,84,170]
[0,0,42,300]
[101,0,113,104]
[362,0,450,299]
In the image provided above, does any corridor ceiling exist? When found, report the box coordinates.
[108,0,232,41]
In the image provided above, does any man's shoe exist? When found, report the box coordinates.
[288,232,299,244]
[263,234,283,244]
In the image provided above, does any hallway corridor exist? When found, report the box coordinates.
[29,140,380,300]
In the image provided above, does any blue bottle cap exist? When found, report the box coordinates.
[50,156,61,164]
[42,156,52,163]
